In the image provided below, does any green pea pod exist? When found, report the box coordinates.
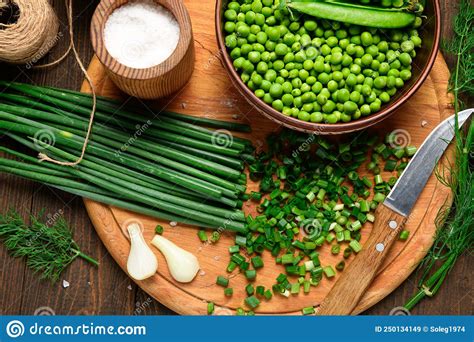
[287,0,416,28]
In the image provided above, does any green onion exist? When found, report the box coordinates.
[155,225,164,235]
[207,302,215,315]
[216,275,229,287]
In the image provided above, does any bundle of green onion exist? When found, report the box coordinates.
[0,81,253,234]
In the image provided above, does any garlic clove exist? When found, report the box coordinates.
[151,235,200,283]
[127,223,158,281]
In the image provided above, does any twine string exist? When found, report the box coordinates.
[38,0,96,166]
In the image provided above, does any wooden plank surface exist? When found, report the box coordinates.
[0,0,471,315]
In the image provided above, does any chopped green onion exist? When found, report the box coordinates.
[349,240,362,253]
[155,225,164,235]
[207,302,215,315]
[216,275,229,287]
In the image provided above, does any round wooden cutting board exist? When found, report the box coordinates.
[81,1,454,315]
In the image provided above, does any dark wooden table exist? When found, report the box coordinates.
[0,0,472,316]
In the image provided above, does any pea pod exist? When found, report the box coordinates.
[286,0,416,28]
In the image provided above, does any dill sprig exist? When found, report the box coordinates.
[0,210,99,282]
[404,0,474,310]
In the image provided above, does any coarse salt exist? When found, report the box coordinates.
[104,0,180,69]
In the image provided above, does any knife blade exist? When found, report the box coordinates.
[317,109,473,316]
[385,108,473,217]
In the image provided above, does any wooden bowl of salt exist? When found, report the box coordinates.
[91,0,195,99]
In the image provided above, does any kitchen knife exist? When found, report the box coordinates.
[317,109,473,315]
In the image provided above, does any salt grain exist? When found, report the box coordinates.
[104,0,180,69]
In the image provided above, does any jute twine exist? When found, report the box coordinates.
[0,0,96,166]
[0,0,60,65]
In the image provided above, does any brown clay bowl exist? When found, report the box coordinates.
[216,0,441,134]
[91,0,195,99]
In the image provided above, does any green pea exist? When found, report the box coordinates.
[340,113,352,122]
[379,62,390,75]
[267,27,280,41]
[272,99,284,111]
[225,9,237,21]
[256,61,268,74]
[361,54,373,66]
[274,43,288,56]
[350,91,361,103]
[248,51,261,63]
[327,80,338,92]
[369,99,381,112]
[262,3,273,18]
[336,88,349,102]
[242,60,255,73]
[321,44,332,56]
[350,64,361,75]
[395,77,404,88]
[296,111,309,121]
[360,104,371,116]
[325,113,339,123]
[309,112,322,122]
[251,73,263,86]
[288,69,299,78]
[255,13,265,25]
[225,22,236,34]
[354,46,365,58]
[230,47,241,59]
[322,100,336,113]
[345,73,357,88]
[366,91,377,103]
[343,101,358,114]
[282,107,292,116]
[233,57,245,69]
[400,69,412,81]
[251,1,262,12]
[318,72,331,84]
[399,52,412,66]
[228,1,240,11]
[292,78,303,89]
[306,76,316,86]
[360,32,373,46]
[331,52,343,65]
[265,40,276,52]
[356,74,365,84]
[261,79,271,91]
[371,59,381,70]
[317,93,328,105]
[306,47,320,60]
[380,92,390,103]
[324,36,337,48]
[263,93,273,104]
[241,72,250,83]
[411,36,422,48]
[256,31,268,44]
[341,54,353,67]
[302,103,314,112]
[264,69,277,82]
[292,89,302,97]
[299,69,309,80]
[304,20,317,31]
[313,60,325,73]
[281,93,294,106]
[374,76,387,89]
[241,43,252,56]
[311,82,323,94]
[237,25,250,38]
[255,89,265,98]
[293,96,302,108]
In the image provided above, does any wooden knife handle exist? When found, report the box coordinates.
[317,204,406,315]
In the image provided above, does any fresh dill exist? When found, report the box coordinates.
[404,0,473,310]
[0,210,99,282]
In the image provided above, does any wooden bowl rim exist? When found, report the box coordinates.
[215,0,441,134]
[91,0,193,80]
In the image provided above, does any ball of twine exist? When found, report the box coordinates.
[0,0,60,65]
